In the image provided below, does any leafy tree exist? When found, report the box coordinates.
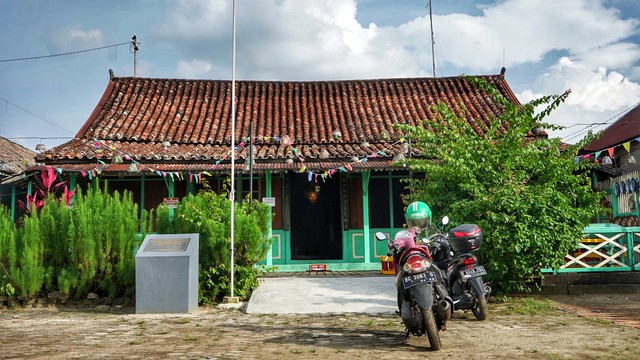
[399,77,603,292]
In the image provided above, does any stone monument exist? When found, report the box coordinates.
[135,233,199,313]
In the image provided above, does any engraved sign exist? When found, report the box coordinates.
[262,197,276,207]
[144,238,190,252]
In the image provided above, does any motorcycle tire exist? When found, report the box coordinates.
[421,308,442,351]
[471,288,488,321]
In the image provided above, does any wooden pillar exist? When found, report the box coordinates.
[186,177,195,195]
[388,171,394,227]
[265,171,273,267]
[362,170,371,263]
[139,174,146,232]
[69,173,77,205]
[164,176,175,217]
[10,185,16,222]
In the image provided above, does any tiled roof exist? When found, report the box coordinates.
[0,136,36,175]
[582,103,640,151]
[38,71,521,171]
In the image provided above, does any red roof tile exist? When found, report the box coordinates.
[39,72,521,171]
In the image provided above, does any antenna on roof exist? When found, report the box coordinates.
[132,33,139,77]
[428,0,436,77]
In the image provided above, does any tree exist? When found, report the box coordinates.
[399,77,603,292]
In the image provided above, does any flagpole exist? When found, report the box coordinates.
[229,0,237,299]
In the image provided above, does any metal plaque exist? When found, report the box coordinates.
[144,238,190,252]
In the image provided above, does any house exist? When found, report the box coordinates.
[13,68,522,271]
[0,136,36,219]
[581,103,640,225]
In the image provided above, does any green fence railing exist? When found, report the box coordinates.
[543,223,640,273]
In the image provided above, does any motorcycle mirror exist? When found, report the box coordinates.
[374,232,388,241]
[442,216,449,226]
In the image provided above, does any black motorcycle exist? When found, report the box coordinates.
[375,230,453,351]
[428,221,490,321]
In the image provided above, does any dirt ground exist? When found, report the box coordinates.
[1,293,639,360]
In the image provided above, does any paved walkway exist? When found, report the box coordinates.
[245,273,397,314]
[247,271,640,329]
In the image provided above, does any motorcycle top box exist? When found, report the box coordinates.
[448,224,482,252]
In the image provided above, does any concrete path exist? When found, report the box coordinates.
[245,276,397,314]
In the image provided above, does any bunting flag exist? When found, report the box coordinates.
[51,134,404,183]
[574,136,640,165]
[607,147,614,157]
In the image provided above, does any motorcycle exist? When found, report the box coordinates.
[375,229,453,351]
[427,219,491,321]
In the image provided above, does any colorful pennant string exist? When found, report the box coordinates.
[46,135,408,184]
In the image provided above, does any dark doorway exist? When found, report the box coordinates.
[290,173,342,260]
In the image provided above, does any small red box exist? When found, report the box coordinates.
[309,264,327,271]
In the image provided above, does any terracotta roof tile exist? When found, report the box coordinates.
[0,136,36,175]
[39,73,521,170]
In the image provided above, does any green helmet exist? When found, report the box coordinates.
[405,201,432,229]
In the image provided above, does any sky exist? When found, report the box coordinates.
[1,0,640,153]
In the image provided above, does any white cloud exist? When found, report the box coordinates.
[418,0,639,72]
[176,59,213,78]
[517,57,640,143]
[159,0,228,39]
[157,0,640,145]
[51,28,103,51]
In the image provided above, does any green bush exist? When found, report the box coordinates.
[155,180,273,303]
[0,183,144,300]
[11,213,46,298]
[199,264,270,304]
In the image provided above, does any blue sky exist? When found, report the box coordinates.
[1,0,640,152]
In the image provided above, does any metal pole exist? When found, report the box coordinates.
[429,0,436,77]
[230,0,237,299]
[132,33,138,78]
[249,121,253,201]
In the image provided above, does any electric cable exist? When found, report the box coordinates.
[563,100,640,143]
[0,42,131,63]
[0,97,75,134]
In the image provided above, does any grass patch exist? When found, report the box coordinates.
[173,318,191,324]
[507,297,555,316]
[362,319,375,327]
[184,335,198,342]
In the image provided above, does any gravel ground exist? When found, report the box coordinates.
[1,293,639,360]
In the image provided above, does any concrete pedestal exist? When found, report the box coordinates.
[135,233,199,314]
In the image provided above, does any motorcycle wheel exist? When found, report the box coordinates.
[421,308,442,351]
[471,288,488,321]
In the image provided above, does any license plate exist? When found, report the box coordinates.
[402,272,436,289]
[460,265,487,280]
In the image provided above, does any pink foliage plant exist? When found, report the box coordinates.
[18,166,73,215]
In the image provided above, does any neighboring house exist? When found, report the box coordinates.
[17,68,522,271]
[0,136,36,220]
[581,103,640,225]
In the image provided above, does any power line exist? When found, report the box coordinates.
[0,97,75,134]
[562,100,640,142]
[0,41,132,63]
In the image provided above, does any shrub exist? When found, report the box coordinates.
[155,180,273,303]
[199,263,271,304]
[1,182,144,300]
